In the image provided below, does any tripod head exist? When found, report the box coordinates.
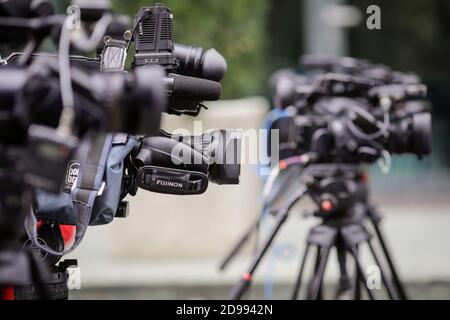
[298,163,368,221]
[262,159,368,220]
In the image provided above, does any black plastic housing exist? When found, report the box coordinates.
[133,4,177,69]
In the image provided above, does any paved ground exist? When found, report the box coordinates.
[65,203,450,300]
[69,283,450,300]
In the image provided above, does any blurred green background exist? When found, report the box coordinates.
[46,0,450,114]
[4,0,450,107]
[48,0,271,99]
[111,0,269,99]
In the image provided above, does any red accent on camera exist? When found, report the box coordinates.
[321,200,333,212]
[1,287,14,300]
[59,224,76,248]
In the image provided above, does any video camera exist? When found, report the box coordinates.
[127,129,241,196]
[1,1,240,195]
[0,0,241,300]
[268,56,432,165]
[0,0,168,300]
[0,0,167,194]
[105,3,241,197]
[100,3,226,116]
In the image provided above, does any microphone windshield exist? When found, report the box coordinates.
[170,74,222,101]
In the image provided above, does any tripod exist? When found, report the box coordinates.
[226,163,407,300]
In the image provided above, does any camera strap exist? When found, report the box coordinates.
[25,134,114,256]
[0,54,6,66]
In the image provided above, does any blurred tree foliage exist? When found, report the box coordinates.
[348,0,450,166]
[111,0,270,99]
[348,0,450,97]
[265,0,303,78]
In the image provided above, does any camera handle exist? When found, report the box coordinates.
[228,186,308,300]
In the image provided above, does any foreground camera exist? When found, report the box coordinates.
[0,0,239,300]
[0,55,165,193]
[1,57,165,141]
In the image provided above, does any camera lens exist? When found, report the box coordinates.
[207,130,241,185]
[269,69,301,109]
[176,130,241,184]
[388,112,432,157]
[412,112,432,156]
[174,44,227,82]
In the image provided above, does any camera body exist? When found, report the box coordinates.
[132,5,227,81]
[1,56,165,142]
[125,130,242,196]
[269,57,432,164]
[113,3,240,196]
[131,4,227,116]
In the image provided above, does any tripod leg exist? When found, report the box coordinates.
[367,241,399,300]
[336,240,353,300]
[368,210,408,299]
[219,214,262,271]
[307,247,331,300]
[27,250,50,300]
[308,246,323,299]
[352,245,361,300]
[348,246,376,300]
[228,208,290,300]
[228,187,307,300]
[291,244,311,300]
